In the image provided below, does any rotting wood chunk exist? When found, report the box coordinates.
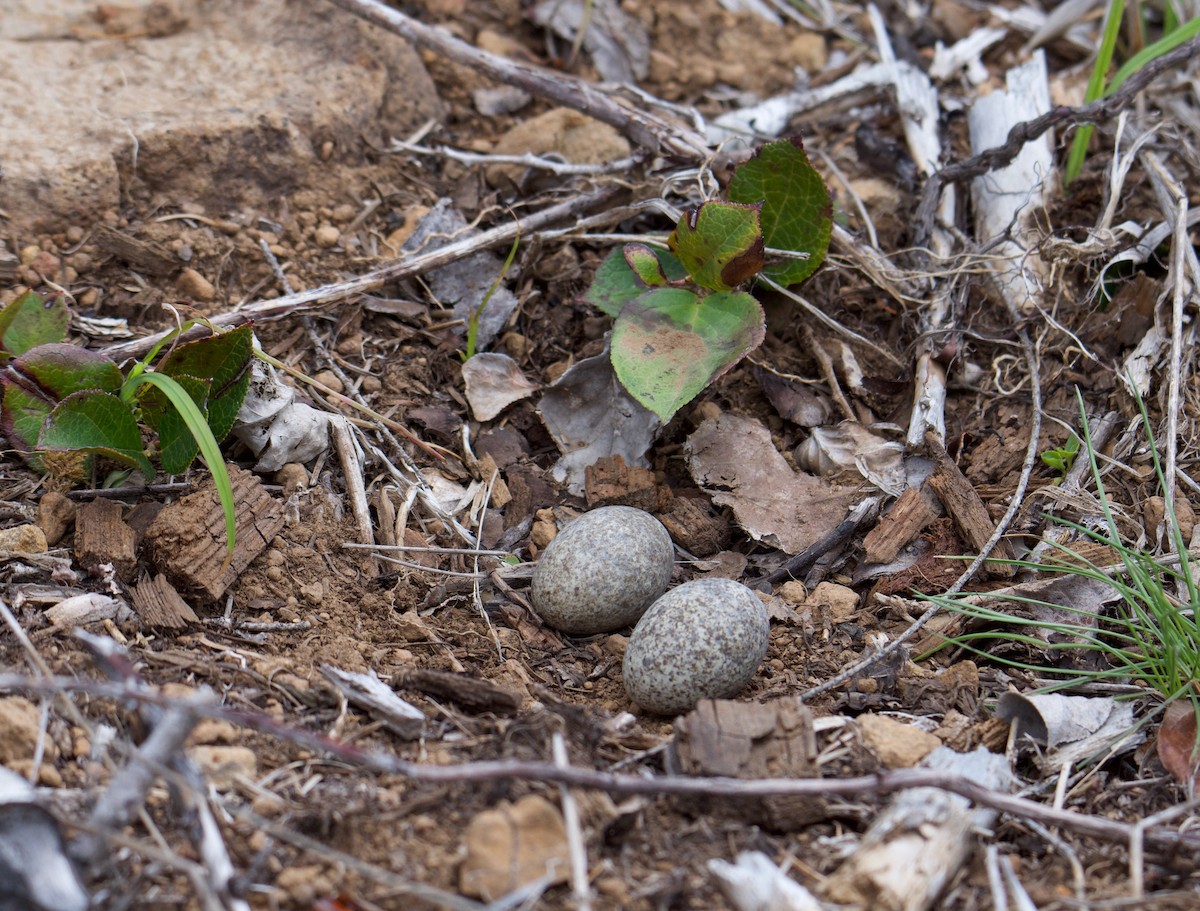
[75,498,136,581]
[585,454,672,513]
[131,573,199,629]
[143,465,284,603]
[924,431,1014,577]
[668,697,826,830]
[655,494,730,557]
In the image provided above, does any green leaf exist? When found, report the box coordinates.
[726,136,832,286]
[0,344,124,453]
[0,292,72,359]
[37,390,154,479]
[583,246,688,317]
[141,373,212,474]
[623,244,670,287]
[667,200,765,292]
[155,325,253,441]
[1064,0,1124,185]
[611,287,765,421]
[128,371,237,561]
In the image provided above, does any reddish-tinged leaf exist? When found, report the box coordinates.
[1157,700,1200,792]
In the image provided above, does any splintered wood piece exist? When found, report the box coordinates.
[669,698,826,830]
[143,466,284,603]
[75,499,137,580]
[393,667,522,715]
[822,747,1013,911]
[862,485,944,565]
[924,432,1015,576]
[93,224,179,276]
[322,665,425,740]
[130,574,199,629]
[655,494,730,557]
[584,454,672,513]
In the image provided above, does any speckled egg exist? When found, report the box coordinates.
[622,578,769,715]
[530,506,674,635]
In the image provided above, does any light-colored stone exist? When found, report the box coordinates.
[0,0,442,231]
[858,714,941,769]
[187,745,257,787]
[0,524,48,554]
[312,369,344,395]
[778,580,807,605]
[487,108,631,189]
[807,581,858,621]
[37,487,76,544]
[459,795,569,900]
[0,697,54,764]
[313,224,341,248]
[275,463,309,498]
[175,267,215,302]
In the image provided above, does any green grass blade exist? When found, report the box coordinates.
[1108,15,1200,94]
[1065,0,1125,185]
[126,371,236,563]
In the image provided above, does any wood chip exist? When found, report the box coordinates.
[924,431,1015,576]
[655,495,730,557]
[130,574,199,629]
[92,223,179,276]
[74,498,136,580]
[862,485,943,564]
[668,698,826,830]
[585,454,672,512]
[393,667,522,715]
[143,465,284,602]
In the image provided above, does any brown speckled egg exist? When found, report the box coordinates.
[530,506,674,635]
[622,578,769,715]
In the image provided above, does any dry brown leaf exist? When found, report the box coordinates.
[686,413,856,554]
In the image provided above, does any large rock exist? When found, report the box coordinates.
[0,0,443,231]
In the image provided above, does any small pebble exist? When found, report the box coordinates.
[176,267,215,302]
[314,224,341,248]
[313,369,344,395]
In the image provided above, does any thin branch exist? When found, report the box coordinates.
[324,0,709,161]
[2,673,1197,854]
[915,34,1200,245]
[102,185,625,362]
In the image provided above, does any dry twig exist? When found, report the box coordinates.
[915,34,1200,245]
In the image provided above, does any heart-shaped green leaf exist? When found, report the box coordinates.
[726,136,832,287]
[38,390,154,479]
[155,325,253,441]
[667,200,765,292]
[583,246,689,317]
[0,292,71,360]
[1,344,124,454]
[611,287,765,421]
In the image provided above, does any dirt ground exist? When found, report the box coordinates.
[1,0,1199,909]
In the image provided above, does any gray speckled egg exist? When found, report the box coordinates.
[531,506,674,635]
[622,578,769,715]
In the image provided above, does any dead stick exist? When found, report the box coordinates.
[4,673,1197,854]
[102,184,625,362]
[915,34,1200,246]
[324,0,709,161]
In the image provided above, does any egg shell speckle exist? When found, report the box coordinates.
[622,578,769,715]
[530,506,674,635]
